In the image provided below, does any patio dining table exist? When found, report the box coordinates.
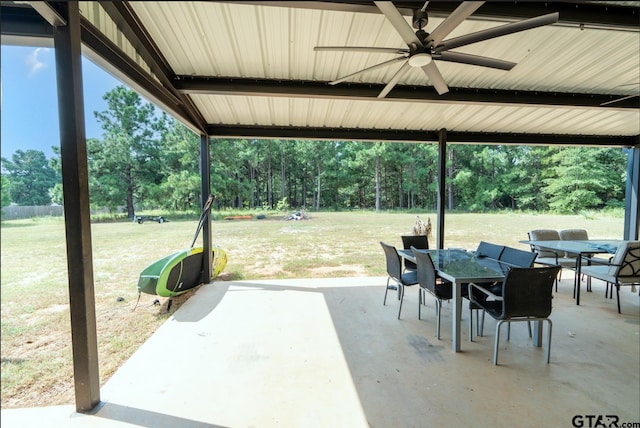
[519,239,622,305]
[397,248,511,353]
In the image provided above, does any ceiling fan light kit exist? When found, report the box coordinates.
[314,1,560,98]
[409,52,432,67]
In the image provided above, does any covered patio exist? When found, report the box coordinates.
[1,0,639,422]
[2,275,639,426]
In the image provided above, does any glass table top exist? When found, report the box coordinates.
[403,248,509,283]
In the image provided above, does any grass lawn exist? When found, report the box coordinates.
[0,211,624,408]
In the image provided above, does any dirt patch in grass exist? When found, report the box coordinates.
[308,264,367,276]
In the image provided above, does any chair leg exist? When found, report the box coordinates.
[616,284,621,314]
[418,289,423,320]
[507,323,511,341]
[527,321,532,338]
[469,308,486,339]
[436,299,441,340]
[397,284,404,319]
[494,320,505,365]
[383,277,390,305]
[545,319,553,364]
[608,283,614,299]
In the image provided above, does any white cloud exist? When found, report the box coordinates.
[26,48,48,76]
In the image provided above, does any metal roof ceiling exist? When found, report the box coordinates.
[2,1,639,146]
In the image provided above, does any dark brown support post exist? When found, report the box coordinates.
[437,129,447,249]
[53,1,100,412]
[201,134,212,282]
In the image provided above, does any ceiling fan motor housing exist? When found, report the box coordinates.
[412,9,429,29]
[415,29,430,46]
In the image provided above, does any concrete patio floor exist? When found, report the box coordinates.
[2,274,639,427]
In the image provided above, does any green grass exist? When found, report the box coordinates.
[0,211,624,407]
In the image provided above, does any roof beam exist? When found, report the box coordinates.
[0,2,208,132]
[206,124,639,147]
[0,4,53,39]
[175,77,639,110]
[97,1,207,132]
[233,1,640,31]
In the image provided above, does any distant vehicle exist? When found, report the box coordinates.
[134,215,165,224]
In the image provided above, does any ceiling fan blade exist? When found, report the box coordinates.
[600,95,639,107]
[374,1,422,47]
[329,56,407,85]
[315,46,409,55]
[421,62,449,95]
[436,12,559,52]
[378,60,411,98]
[436,51,516,70]
[427,1,485,47]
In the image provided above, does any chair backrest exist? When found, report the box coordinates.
[559,229,589,258]
[412,247,437,294]
[412,247,453,300]
[499,246,537,267]
[528,229,561,258]
[475,241,505,260]
[499,266,561,319]
[401,235,429,270]
[609,241,640,281]
[559,229,588,240]
[402,235,429,250]
[380,241,402,281]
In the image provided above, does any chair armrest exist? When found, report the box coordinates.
[580,254,614,265]
[534,248,562,263]
[468,282,503,302]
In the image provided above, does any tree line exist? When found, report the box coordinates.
[1,86,629,217]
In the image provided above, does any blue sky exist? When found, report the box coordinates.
[1,44,124,160]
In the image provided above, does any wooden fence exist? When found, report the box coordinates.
[1,205,65,220]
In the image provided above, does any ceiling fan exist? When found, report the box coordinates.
[314,1,559,98]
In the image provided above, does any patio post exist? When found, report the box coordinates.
[624,146,640,240]
[201,134,212,282]
[53,1,101,412]
[437,129,447,249]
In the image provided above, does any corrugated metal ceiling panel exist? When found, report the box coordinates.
[80,1,155,78]
[190,94,639,136]
[131,2,639,95]
[119,2,640,139]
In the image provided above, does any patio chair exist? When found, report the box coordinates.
[466,241,505,340]
[468,265,561,365]
[528,229,578,290]
[499,246,537,268]
[380,241,418,319]
[580,241,640,314]
[473,246,538,339]
[475,241,505,260]
[559,228,611,293]
[401,235,429,272]
[412,247,454,339]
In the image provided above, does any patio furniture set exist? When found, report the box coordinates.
[380,230,640,365]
